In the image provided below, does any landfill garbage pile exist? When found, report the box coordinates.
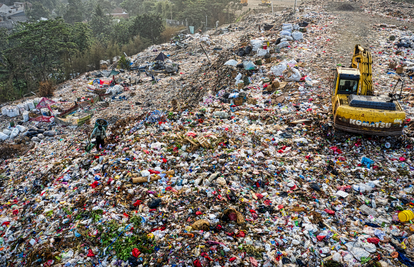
[2,1,414,266]
[362,0,414,21]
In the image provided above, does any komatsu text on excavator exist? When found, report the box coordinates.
[332,45,406,136]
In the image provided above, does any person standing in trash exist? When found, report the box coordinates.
[91,125,106,151]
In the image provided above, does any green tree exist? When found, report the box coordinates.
[112,19,133,45]
[142,1,155,14]
[89,5,113,41]
[63,0,84,24]
[130,14,164,43]
[120,0,143,16]
[117,54,131,70]
[26,2,50,21]
[0,28,8,60]
[54,3,67,17]
[154,0,173,19]
[70,22,93,53]
[37,0,57,10]
[5,19,76,82]
[84,0,114,21]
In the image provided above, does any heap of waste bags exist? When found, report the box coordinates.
[2,1,414,267]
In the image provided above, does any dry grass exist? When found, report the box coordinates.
[160,26,186,44]
[38,80,54,97]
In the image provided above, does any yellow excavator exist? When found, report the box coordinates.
[332,45,406,136]
[240,0,248,6]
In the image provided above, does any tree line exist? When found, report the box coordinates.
[20,0,240,30]
[0,0,241,102]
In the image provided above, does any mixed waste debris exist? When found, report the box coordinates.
[2,0,414,266]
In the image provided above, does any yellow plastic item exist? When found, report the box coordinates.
[398,210,414,222]
[147,233,155,239]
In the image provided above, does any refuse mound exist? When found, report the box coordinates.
[337,4,355,11]
[3,3,414,266]
[0,143,32,160]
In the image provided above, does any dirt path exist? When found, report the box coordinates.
[321,1,413,67]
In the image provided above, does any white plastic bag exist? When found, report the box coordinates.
[271,61,287,76]
[284,67,302,81]
[16,125,27,133]
[224,59,238,66]
[257,49,268,57]
[332,252,342,262]
[280,30,292,36]
[23,111,29,122]
[235,73,243,85]
[3,129,11,136]
[7,107,19,117]
[282,23,292,30]
[25,101,35,110]
[10,127,19,139]
[292,31,303,40]
[243,61,256,70]
[282,26,292,32]
[17,103,26,112]
[0,132,8,141]
[250,39,263,52]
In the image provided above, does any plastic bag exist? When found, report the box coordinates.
[17,104,26,112]
[282,23,292,30]
[243,61,256,70]
[25,101,35,110]
[250,39,263,52]
[277,41,290,48]
[257,49,268,57]
[224,59,238,66]
[284,67,302,81]
[23,111,29,122]
[361,156,374,168]
[332,252,342,262]
[10,128,19,139]
[16,125,26,133]
[280,30,292,36]
[3,129,11,136]
[235,73,243,85]
[271,62,287,76]
[0,133,8,141]
[292,31,303,40]
[282,36,293,41]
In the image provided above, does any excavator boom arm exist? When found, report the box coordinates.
[351,45,373,95]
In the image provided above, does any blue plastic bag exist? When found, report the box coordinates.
[361,157,374,168]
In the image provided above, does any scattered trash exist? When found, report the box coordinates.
[1,2,414,266]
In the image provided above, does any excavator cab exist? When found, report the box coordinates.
[331,67,360,112]
[334,68,360,95]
